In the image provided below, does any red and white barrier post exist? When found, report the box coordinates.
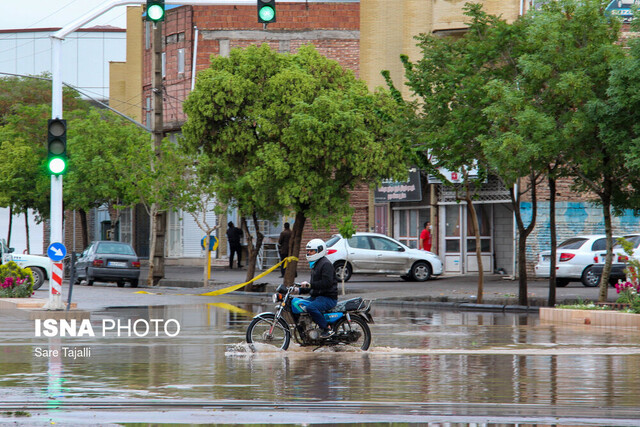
[43,261,65,310]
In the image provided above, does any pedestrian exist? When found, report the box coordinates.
[298,238,338,338]
[419,221,432,252]
[278,222,292,277]
[226,221,243,269]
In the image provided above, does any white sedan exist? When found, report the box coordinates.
[324,232,443,282]
[534,235,611,287]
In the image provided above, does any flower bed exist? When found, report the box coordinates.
[0,261,34,298]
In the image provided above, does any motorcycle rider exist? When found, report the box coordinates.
[299,238,338,338]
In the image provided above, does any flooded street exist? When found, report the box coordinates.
[1,298,640,425]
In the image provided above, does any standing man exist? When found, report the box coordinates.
[419,221,432,252]
[226,221,243,269]
[278,222,292,277]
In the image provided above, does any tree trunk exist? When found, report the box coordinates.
[79,209,89,249]
[24,211,30,254]
[599,190,613,303]
[547,174,557,307]
[511,171,538,306]
[464,176,483,304]
[242,214,265,290]
[6,205,12,246]
[147,204,158,287]
[284,210,307,286]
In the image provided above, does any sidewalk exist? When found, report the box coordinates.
[139,264,620,309]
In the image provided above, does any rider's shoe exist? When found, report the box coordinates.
[320,326,334,338]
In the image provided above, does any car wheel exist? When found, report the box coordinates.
[334,261,352,282]
[130,279,139,288]
[555,279,570,287]
[117,281,125,288]
[86,270,94,286]
[411,261,432,282]
[30,267,46,290]
[581,266,600,287]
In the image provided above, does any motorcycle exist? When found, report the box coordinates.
[246,284,374,351]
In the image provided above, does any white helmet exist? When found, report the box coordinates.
[305,238,326,262]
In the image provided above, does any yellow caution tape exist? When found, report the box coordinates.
[207,302,253,315]
[199,256,298,297]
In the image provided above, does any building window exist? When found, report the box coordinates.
[162,52,166,78]
[395,208,429,249]
[177,48,185,75]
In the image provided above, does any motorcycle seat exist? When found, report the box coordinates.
[330,297,364,312]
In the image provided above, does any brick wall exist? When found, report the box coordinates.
[142,3,360,129]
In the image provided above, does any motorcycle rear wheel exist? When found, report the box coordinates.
[333,314,371,351]
[246,313,291,350]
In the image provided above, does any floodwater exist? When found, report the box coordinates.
[1,299,640,425]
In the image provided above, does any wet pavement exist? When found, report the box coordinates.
[1,282,640,425]
[0,268,638,425]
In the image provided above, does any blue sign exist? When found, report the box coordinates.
[201,235,219,251]
[47,242,67,261]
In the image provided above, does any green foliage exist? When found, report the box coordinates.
[64,109,152,212]
[0,74,89,221]
[393,3,524,180]
[183,44,406,229]
[0,261,34,298]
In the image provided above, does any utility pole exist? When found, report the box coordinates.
[151,20,166,285]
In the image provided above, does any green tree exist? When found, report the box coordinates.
[118,136,191,286]
[386,3,525,303]
[483,0,628,304]
[65,109,151,248]
[182,44,406,284]
[0,74,87,248]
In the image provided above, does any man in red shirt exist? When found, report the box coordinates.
[419,221,432,252]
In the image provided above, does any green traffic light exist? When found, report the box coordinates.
[258,5,275,22]
[147,4,165,22]
[48,157,67,175]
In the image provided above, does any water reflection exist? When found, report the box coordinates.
[1,301,639,420]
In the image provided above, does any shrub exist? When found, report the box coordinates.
[0,261,34,298]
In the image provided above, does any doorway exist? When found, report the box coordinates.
[442,204,493,274]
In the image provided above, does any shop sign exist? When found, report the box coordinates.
[606,0,634,23]
[374,168,422,203]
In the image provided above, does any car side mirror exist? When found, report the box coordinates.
[397,247,405,252]
[8,247,14,253]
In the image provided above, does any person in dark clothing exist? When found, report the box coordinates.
[226,221,243,269]
[299,238,338,338]
[278,222,292,277]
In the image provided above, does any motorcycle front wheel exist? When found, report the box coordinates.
[246,313,291,350]
[334,314,371,351]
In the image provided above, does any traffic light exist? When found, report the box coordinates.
[146,0,165,23]
[47,119,67,175]
[257,0,276,24]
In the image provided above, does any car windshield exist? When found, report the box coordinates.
[558,238,588,250]
[325,235,341,248]
[95,242,136,255]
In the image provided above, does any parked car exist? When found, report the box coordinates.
[74,241,141,287]
[324,232,443,282]
[534,235,613,287]
[589,234,640,285]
